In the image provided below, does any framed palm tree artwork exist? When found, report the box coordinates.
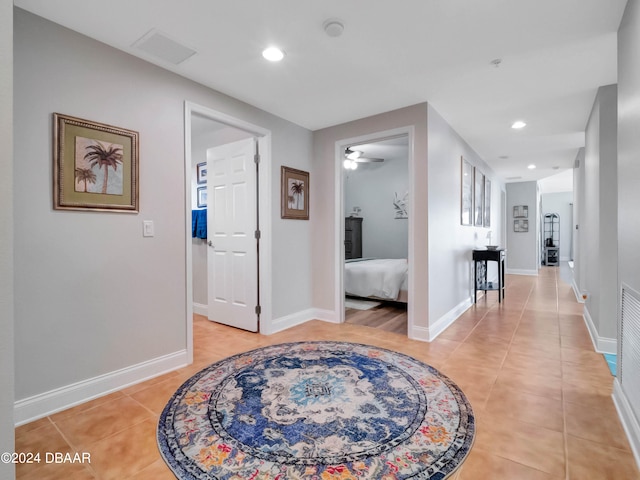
[281,166,309,220]
[53,113,139,212]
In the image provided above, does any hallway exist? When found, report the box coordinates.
[14,268,639,479]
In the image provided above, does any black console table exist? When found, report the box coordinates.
[473,249,506,303]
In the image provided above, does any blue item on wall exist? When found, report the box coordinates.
[603,353,617,376]
[192,209,207,239]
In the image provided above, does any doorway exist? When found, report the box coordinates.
[335,127,415,337]
[184,102,272,360]
[206,138,259,332]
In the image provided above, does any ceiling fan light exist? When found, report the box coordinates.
[262,46,285,62]
[350,161,358,170]
[346,149,361,160]
[343,159,353,169]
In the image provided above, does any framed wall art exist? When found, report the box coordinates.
[474,168,484,226]
[483,177,491,227]
[461,157,473,226]
[53,113,139,212]
[513,205,528,218]
[281,166,309,220]
[197,162,207,184]
[514,219,529,232]
[197,186,207,208]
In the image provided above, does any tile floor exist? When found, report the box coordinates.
[15,267,640,479]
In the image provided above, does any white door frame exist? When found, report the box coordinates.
[184,101,272,362]
[334,126,416,337]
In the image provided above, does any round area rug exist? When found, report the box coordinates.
[158,342,474,479]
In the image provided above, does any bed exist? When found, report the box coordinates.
[344,258,408,303]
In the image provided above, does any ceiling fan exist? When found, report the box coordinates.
[343,147,384,169]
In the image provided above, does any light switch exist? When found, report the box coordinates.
[143,220,154,237]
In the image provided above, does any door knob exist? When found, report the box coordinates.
[208,241,214,248]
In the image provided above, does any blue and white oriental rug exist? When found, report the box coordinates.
[158,342,474,479]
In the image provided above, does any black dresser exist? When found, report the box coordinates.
[345,217,363,259]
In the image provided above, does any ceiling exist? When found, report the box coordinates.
[14,0,628,185]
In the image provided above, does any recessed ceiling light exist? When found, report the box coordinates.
[527,164,536,169]
[499,155,509,159]
[512,121,527,129]
[262,47,285,62]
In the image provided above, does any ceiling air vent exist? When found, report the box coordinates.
[132,29,196,65]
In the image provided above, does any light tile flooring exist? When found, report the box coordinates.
[15,268,640,479]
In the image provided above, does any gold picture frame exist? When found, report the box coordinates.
[53,113,139,212]
[281,166,309,220]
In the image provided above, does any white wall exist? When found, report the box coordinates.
[344,154,409,259]
[506,182,539,275]
[0,0,15,475]
[541,192,573,261]
[616,0,640,464]
[580,84,618,345]
[14,9,313,419]
[427,105,503,326]
[312,104,429,332]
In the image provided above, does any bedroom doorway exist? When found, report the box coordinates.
[338,131,413,335]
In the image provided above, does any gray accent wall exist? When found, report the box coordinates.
[572,148,586,295]
[619,0,640,312]
[14,9,313,406]
[1,0,15,476]
[506,182,539,274]
[616,0,640,459]
[580,84,618,343]
[619,1,640,293]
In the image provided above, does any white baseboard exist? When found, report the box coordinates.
[193,302,207,316]
[422,297,473,342]
[14,350,188,426]
[409,324,431,342]
[613,379,640,471]
[572,278,585,303]
[311,308,339,324]
[583,308,617,354]
[266,308,338,335]
[505,268,538,276]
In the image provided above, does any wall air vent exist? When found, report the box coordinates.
[620,283,640,423]
[132,29,196,65]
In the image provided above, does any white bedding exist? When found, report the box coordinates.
[345,258,408,301]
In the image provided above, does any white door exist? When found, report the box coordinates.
[206,138,259,332]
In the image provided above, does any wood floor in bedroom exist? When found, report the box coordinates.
[345,301,408,334]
